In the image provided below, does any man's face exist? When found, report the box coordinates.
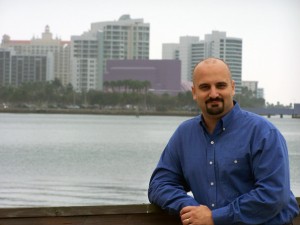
[192,60,235,119]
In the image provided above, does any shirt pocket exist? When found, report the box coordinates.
[217,156,253,200]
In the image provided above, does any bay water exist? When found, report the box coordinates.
[0,113,299,207]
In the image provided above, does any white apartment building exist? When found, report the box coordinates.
[71,32,102,91]
[162,31,243,94]
[71,14,150,92]
[91,14,149,60]
[162,37,199,82]
[191,42,205,78]
[1,26,71,86]
[179,36,199,82]
[162,43,179,59]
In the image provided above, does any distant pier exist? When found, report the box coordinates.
[244,103,300,118]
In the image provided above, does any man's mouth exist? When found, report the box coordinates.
[205,98,224,104]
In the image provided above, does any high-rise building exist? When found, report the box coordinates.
[0,48,52,86]
[71,31,103,92]
[162,31,242,93]
[191,42,205,79]
[91,14,149,60]
[206,31,242,93]
[71,14,150,92]
[1,26,71,86]
[162,43,180,60]
[179,36,199,82]
[162,37,200,82]
[0,48,11,86]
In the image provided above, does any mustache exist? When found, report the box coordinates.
[205,97,224,104]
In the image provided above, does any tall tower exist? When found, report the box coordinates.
[179,36,199,82]
[91,14,150,60]
[71,15,150,92]
[162,31,242,94]
[205,31,242,93]
[71,31,103,92]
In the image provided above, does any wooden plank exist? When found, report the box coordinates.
[0,214,182,225]
[0,204,160,218]
[0,201,299,225]
[294,216,300,225]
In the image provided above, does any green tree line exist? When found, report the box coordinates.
[0,79,266,111]
[234,87,266,108]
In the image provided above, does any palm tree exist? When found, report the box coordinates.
[103,81,111,92]
[142,80,151,94]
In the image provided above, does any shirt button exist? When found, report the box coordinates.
[211,203,215,207]
[210,141,214,144]
[210,182,214,186]
[209,161,213,165]
[234,160,238,164]
[223,127,226,131]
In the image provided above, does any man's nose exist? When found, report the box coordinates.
[209,86,219,98]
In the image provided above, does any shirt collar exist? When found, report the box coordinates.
[199,100,241,132]
[221,100,241,130]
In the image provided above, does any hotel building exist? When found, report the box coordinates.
[162,31,243,93]
[1,26,71,86]
[71,14,150,91]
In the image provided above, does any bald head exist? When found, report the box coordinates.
[191,57,235,121]
[193,58,232,83]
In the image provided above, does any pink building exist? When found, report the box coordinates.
[104,59,181,94]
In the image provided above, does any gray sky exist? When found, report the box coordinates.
[1,0,299,105]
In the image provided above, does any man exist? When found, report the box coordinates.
[148,58,299,225]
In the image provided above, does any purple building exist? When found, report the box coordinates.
[104,59,181,94]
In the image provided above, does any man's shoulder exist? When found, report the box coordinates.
[239,108,277,129]
[178,115,201,129]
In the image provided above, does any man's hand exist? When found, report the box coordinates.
[180,205,214,225]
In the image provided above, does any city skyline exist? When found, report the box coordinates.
[0,0,299,105]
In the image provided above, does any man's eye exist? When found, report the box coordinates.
[217,83,227,89]
[199,85,210,90]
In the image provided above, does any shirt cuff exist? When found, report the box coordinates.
[212,205,233,225]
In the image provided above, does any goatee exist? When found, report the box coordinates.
[205,97,224,115]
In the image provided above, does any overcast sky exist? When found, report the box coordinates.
[1,0,299,105]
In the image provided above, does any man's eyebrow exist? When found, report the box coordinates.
[198,82,209,86]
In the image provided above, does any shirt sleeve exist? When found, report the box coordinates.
[212,128,294,224]
[148,128,199,214]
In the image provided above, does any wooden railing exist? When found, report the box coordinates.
[0,198,299,225]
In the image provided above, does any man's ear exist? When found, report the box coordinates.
[231,80,236,96]
[192,85,197,100]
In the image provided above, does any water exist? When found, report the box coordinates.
[0,113,299,207]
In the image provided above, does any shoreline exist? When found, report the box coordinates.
[0,108,200,117]
[1,108,299,118]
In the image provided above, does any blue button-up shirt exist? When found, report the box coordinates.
[148,103,299,224]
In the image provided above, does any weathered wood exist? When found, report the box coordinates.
[0,204,181,225]
[0,214,182,225]
[0,200,299,225]
[294,197,300,225]
[0,204,160,218]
